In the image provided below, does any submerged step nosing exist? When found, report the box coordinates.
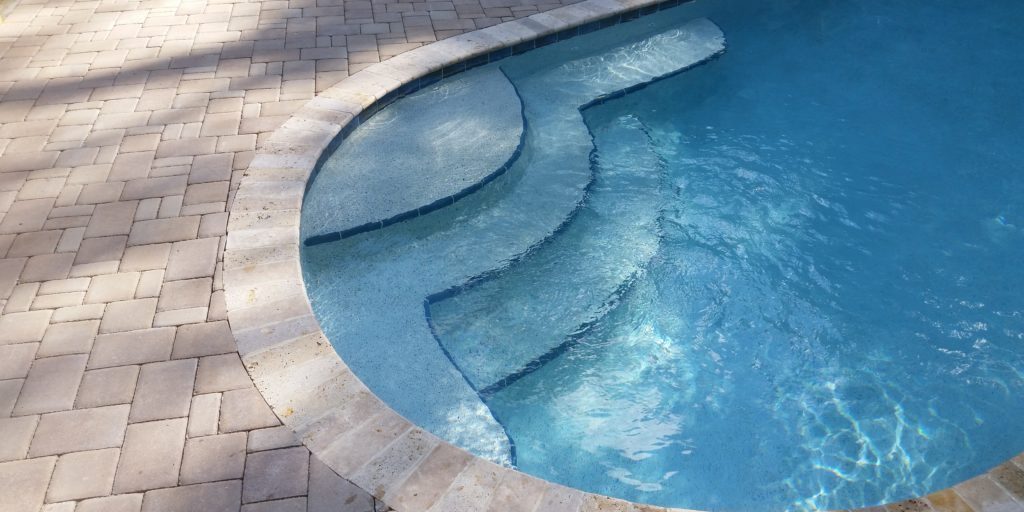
[427,20,725,398]
[302,13,725,493]
[298,1,700,248]
[303,75,530,248]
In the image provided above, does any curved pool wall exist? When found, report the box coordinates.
[426,0,1024,508]
[224,0,1024,510]
[301,13,725,467]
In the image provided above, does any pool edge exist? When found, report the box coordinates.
[221,0,1024,510]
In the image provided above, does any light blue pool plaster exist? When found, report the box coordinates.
[301,17,725,464]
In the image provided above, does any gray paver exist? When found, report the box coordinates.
[77,493,144,512]
[0,456,57,512]
[187,393,222,438]
[46,448,120,502]
[140,480,241,512]
[21,253,76,282]
[99,298,157,333]
[157,277,212,311]
[29,405,130,457]
[0,415,39,462]
[308,456,376,512]
[0,380,23,417]
[76,365,140,409]
[13,354,88,416]
[114,418,188,493]
[129,359,197,423]
[89,327,175,369]
[171,320,237,359]
[37,319,100,357]
[120,244,171,272]
[85,201,138,238]
[243,447,309,503]
[195,353,251,394]
[0,310,52,344]
[128,217,201,246]
[242,497,308,512]
[180,432,247,485]
[85,272,141,304]
[247,426,301,453]
[0,342,38,379]
[219,387,280,433]
[165,237,220,281]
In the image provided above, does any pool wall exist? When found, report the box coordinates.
[221,0,1024,509]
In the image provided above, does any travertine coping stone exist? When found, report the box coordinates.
[223,0,1019,510]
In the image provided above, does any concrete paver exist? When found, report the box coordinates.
[45,448,119,502]
[113,418,188,493]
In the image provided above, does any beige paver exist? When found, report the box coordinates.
[0,456,56,512]
[0,342,38,379]
[37,319,100,357]
[0,380,23,417]
[0,198,54,234]
[20,253,75,282]
[85,272,140,304]
[29,405,130,457]
[114,418,188,493]
[13,354,88,415]
[46,448,120,502]
[157,277,211,311]
[0,309,52,344]
[171,320,238,359]
[88,328,174,369]
[76,493,144,512]
[187,393,222,438]
[242,447,309,503]
[309,456,377,512]
[180,432,247,485]
[99,298,157,333]
[76,365,140,409]
[128,359,197,423]
[242,497,308,512]
[120,243,171,272]
[0,415,39,462]
[219,387,280,434]
[85,201,138,238]
[165,237,219,280]
[247,426,301,453]
[128,217,201,246]
[195,353,250,394]
[140,480,241,512]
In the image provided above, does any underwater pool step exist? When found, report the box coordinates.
[429,115,666,396]
[301,66,525,245]
[301,17,726,466]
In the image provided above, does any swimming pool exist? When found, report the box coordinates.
[301,0,1024,509]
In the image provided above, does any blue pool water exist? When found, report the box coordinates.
[302,0,1024,509]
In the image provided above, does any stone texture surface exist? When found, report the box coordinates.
[242,447,309,504]
[180,432,247,485]
[113,418,188,493]
[0,456,56,512]
[46,448,119,502]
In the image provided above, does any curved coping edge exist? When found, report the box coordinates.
[221,0,1024,509]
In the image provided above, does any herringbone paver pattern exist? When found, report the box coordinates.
[0,0,579,508]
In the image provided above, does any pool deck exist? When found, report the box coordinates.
[1,0,1024,510]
